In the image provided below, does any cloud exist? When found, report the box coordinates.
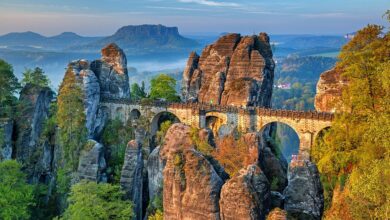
[178,0,240,7]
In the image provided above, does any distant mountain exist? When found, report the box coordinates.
[77,24,199,53]
[0,31,102,50]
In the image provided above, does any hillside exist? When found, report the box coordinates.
[0,31,101,50]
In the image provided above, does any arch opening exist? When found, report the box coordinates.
[115,107,125,122]
[311,126,331,163]
[130,109,141,122]
[206,116,226,137]
[151,112,180,135]
[259,122,300,162]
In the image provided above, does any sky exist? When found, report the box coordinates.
[0,0,389,36]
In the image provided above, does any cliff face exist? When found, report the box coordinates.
[182,33,275,107]
[219,165,270,220]
[68,43,130,139]
[91,43,130,100]
[283,160,324,220]
[161,124,224,220]
[0,119,13,161]
[314,68,346,112]
[14,84,54,182]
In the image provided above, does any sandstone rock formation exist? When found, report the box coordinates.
[0,119,13,161]
[182,33,275,107]
[219,165,270,220]
[258,126,288,192]
[147,146,164,201]
[14,84,54,181]
[283,159,324,220]
[314,68,346,112]
[120,140,146,220]
[162,124,224,220]
[91,43,130,100]
[67,43,130,139]
[266,208,287,220]
[77,140,107,182]
[68,60,103,139]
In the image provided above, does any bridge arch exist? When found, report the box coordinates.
[150,111,181,135]
[205,112,228,137]
[129,109,141,122]
[115,107,125,121]
[259,122,300,162]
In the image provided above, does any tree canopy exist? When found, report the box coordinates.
[0,160,34,220]
[130,81,147,101]
[57,67,87,170]
[149,74,180,102]
[0,59,21,117]
[312,23,390,219]
[21,67,51,87]
[61,181,133,220]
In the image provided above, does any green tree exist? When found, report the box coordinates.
[149,74,180,102]
[131,81,147,101]
[57,67,87,170]
[0,59,21,117]
[102,118,134,183]
[312,22,390,218]
[61,181,133,220]
[21,67,51,87]
[0,160,34,220]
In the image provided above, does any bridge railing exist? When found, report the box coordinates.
[100,98,334,121]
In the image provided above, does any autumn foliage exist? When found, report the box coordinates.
[212,135,257,177]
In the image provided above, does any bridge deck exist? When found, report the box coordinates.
[100,98,334,121]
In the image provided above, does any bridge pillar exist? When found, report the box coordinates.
[199,111,206,129]
[299,132,313,159]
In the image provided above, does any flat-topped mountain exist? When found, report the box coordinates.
[0,25,198,53]
[80,24,199,53]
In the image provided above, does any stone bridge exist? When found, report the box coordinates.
[100,98,333,158]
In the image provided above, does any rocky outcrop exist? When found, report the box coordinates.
[182,33,275,107]
[68,60,103,139]
[182,52,201,102]
[147,146,164,201]
[162,124,224,220]
[258,126,288,192]
[120,139,147,220]
[266,208,287,220]
[314,68,346,112]
[0,119,13,161]
[91,43,130,100]
[283,159,324,220]
[67,43,130,138]
[77,140,107,182]
[14,84,54,181]
[219,165,270,220]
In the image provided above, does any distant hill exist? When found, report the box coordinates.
[76,24,199,53]
[0,31,102,51]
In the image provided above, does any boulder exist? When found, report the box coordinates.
[182,33,274,107]
[219,165,271,220]
[77,140,107,182]
[91,43,130,100]
[162,124,224,220]
[314,68,346,112]
[0,119,13,161]
[283,160,324,220]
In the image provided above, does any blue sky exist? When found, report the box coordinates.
[0,0,388,36]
